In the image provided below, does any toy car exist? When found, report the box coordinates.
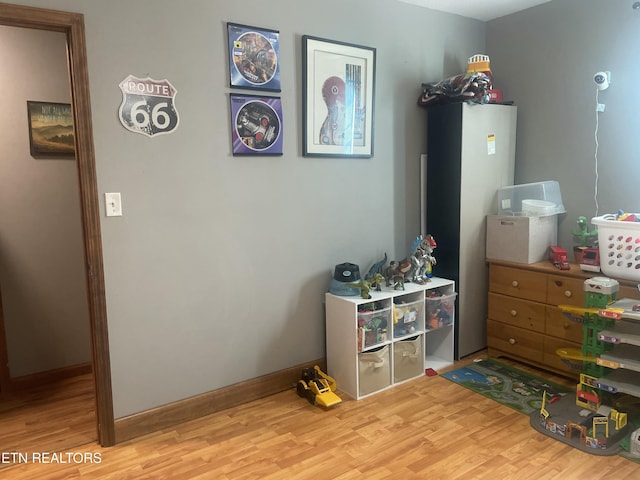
[296,365,342,408]
[549,245,570,270]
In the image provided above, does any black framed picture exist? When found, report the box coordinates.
[230,94,283,156]
[26,101,75,157]
[302,35,376,158]
[227,22,281,92]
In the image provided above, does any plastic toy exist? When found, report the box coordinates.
[580,247,600,273]
[329,262,362,296]
[536,277,634,454]
[549,246,570,270]
[391,234,437,285]
[383,261,405,290]
[346,276,382,299]
[364,253,387,281]
[616,210,640,222]
[572,216,598,247]
[296,365,342,408]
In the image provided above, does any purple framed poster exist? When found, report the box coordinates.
[227,23,281,92]
[230,94,283,156]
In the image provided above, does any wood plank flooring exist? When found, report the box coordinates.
[0,373,96,458]
[2,355,640,479]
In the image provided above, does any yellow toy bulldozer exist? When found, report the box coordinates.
[296,365,342,408]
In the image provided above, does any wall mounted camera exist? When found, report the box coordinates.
[593,71,611,90]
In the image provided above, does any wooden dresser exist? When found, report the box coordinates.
[487,259,640,377]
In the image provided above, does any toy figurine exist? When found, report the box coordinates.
[390,234,438,285]
[365,253,387,281]
[347,275,383,299]
[346,279,372,299]
[572,216,597,247]
[413,234,437,283]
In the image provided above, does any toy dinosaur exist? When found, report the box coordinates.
[572,216,598,247]
[365,253,387,281]
[346,279,373,299]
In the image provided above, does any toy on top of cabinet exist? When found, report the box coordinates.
[389,234,437,285]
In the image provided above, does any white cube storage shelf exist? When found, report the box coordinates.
[326,277,456,399]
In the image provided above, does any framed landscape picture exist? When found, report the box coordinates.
[26,101,75,157]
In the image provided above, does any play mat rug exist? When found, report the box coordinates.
[441,357,571,415]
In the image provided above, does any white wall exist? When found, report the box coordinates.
[0,25,91,376]
[4,0,485,418]
[488,0,640,250]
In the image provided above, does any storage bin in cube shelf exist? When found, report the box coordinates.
[357,305,390,351]
[425,292,457,330]
[592,214,640,281]
[392,299,424,338]
[358,345,391,396]
[393,335,424,382]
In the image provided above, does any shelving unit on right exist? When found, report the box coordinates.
[593,298,640,398]
[531,277,640,456]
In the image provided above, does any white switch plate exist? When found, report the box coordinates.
[105,192,122,217]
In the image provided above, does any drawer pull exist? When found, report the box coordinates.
[511,280,519,288]
[508,338,516,345]
[510,310,517,317]
[564,290,572,298]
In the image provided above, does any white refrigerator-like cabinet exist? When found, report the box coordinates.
[423,102,517,359]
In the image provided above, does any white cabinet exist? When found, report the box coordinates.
[325,278,456,399]
[424,103,517,358]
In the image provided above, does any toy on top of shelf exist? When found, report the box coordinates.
[365,253,387,282]
[383,261,405,290]
[329,262,361,296]
[549,245,570,270]
[391,234,437,285]
[347,273,385,299]
[572,215,598,263]
[572,216,598,247]
[580,247,601,273]
[414,234,437,283]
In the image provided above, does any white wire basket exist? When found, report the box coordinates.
[592,214,640,282]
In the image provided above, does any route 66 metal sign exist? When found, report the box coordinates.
[118,75,179,137]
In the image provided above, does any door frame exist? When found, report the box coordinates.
[0,2,115,446]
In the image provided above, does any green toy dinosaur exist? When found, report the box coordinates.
[346,273,385,299]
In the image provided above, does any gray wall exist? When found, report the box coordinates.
[4,0,485,418]
[488,0,640,250]
[0,26,91,377]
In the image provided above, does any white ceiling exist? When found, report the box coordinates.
[397,0,553,21]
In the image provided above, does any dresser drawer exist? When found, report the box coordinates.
[487,319,544,363]
[619,285,640,301]
[543,336,581,376]
[546,274,584,306]
[545,306,583,343]
[488,292,545,333]
[489,265,547,302]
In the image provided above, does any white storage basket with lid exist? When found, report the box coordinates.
[592,214,640,281]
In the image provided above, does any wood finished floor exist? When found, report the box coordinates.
[2,355,640,479]
[0,373,96,459]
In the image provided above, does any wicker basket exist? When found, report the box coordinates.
[592,214,640,281]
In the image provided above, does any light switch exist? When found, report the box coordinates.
[105,192,122,217]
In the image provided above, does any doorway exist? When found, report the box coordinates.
[0,3,114,447]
